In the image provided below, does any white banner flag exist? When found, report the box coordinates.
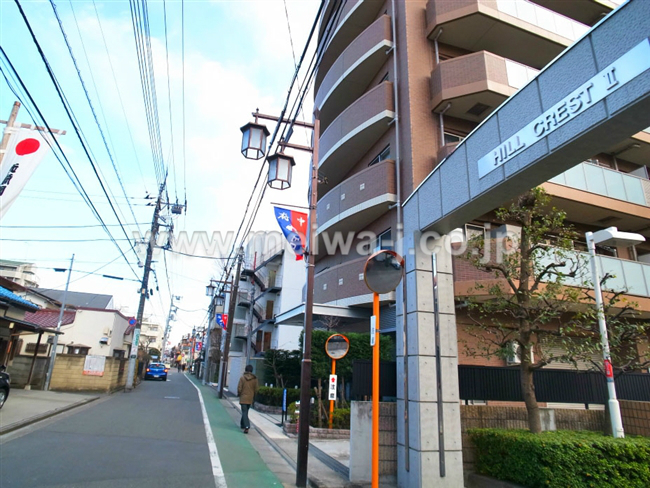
[0,126,55,220]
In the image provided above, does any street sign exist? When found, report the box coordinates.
[370,316,376,346]
[328,374,337,401]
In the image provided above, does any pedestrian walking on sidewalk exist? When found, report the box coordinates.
[237,364,258,434]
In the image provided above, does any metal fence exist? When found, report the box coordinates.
[351,360,397,400]
[351,361,650,404]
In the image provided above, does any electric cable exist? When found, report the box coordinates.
[0,48,140,280]
[49,0,142,237]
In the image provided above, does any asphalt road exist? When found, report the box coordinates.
[0,370,215,488]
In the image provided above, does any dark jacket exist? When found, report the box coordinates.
[237,372,258,404]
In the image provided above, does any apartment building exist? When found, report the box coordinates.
[0,259,39,288]
[224,233,305,389]
[312,0,649,364]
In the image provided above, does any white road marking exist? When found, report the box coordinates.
[185,376,227,488]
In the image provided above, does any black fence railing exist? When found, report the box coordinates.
[351,360,397,400]
[351,361,650,404]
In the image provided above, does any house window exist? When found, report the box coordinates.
[113,349,125,359]
[25,343,48,354]
[369,145,390,167]
[66,345,90,355]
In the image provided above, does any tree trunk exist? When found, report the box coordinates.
[520,362,541,433]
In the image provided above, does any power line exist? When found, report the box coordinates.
[0,223,147,228]
[0,48,140,281]
[89,0,149,192]
[13,0,142,268]
[49,0,142,237]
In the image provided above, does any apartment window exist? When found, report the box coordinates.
[66,345,90,355]
[25,343,48,354]
[375,229,393,251]
[369,145,390,167]
[443,131,465,145]
[113,349,125,359]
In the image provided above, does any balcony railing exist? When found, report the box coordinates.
[538,250,650,299]
[530,0,623,27]
[315,15,393,132]
[455,248,650,299]
[430,51,539,121]
[318,81,395,189]
[548,161,650,207]
[426,0,588,69]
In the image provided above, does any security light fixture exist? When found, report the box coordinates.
[586,226,644,439]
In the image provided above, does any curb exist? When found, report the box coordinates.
[221,393,346,488]
[0,395,100,435]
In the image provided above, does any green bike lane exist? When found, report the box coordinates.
[185,373,286,487]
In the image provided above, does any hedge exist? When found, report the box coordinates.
[256,386,301,407]
[468,429,650,488]
[287,402,350,429]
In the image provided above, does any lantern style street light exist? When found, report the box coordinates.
[586,226,645,438]
[240,109,319,488]
[205,280,217,297]
[240,116,270,160]
[267,152,296,189]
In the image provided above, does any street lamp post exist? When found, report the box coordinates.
[240,109,319,487]
[586,226,645,438]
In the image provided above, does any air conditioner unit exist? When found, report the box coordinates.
[506,341,521,365]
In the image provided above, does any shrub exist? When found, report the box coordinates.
[330,408,350,430]
[468,428,650,488]
[256,386,301,407]
[286,402,349,429]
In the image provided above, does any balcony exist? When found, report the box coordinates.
[431,51,538,122]
[455,250,650,301]
[315,15,393,132]
[426,0,588,69]
[314,256,392,306]
[317,159,396,239]
[237,290,251,307]
[548,161,650,207]
[530,0,622,26]
[318,81,395,189]
[542,250,650,300]
[606,128,650,168]
[316,0,386,92]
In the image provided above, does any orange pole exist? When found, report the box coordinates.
[329,359,336,429]
[372,292,380,488]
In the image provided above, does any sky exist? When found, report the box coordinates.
[0,0,321,347]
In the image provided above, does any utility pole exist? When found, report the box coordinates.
[244,279,255,366]
[43,254,74,391]
[218,247,244,399]
[126,184,164,390]
[0,102,21,166]
[162,296,180,362]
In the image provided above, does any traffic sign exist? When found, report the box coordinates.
[328,374,337,401]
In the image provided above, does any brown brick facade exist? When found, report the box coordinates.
[620,400,650,437]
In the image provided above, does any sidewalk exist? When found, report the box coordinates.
[206,380,397,488]
[0,389,100,435]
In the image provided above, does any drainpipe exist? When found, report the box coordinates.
[391,0,410,472]
[433,28,443,65]
[439,103,452,148]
